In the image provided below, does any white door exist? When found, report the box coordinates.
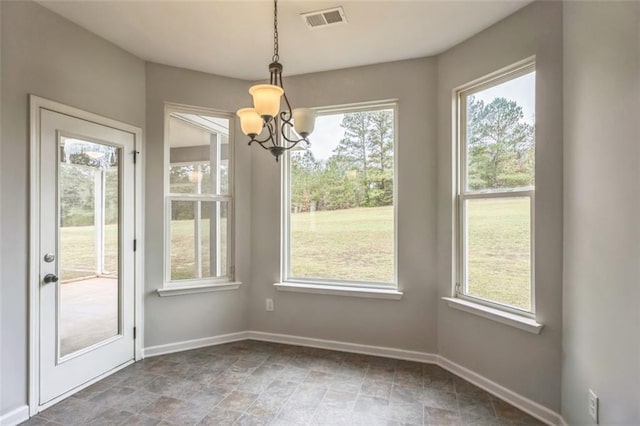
[39,109,136,404]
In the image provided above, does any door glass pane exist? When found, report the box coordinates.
[170,200,228,281]
[59,137,120,357]
[465,197,531,311]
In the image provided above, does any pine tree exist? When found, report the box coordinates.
[467,96,534,190]
[366,110,394,205]
[334,112,371,205]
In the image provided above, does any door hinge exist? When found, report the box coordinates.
[133,150,140,164]
[133,239,137,251]
[133,327,137,339]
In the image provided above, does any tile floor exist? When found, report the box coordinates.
[22,340,544,426]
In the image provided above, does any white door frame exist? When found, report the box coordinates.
[28,95,145,415]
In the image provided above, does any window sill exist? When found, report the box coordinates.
[157,281,242,297]
[442,297,543,334]
[274,282,403,300]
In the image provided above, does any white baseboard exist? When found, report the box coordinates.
[143,330,564,426]
[246,330,438,364]
[143,331,249,357]
[437,356,563,426]
[0,405,29,426]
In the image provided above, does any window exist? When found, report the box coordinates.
[457,61,535,315]
[164,105,234,287]
[283,103,397,288]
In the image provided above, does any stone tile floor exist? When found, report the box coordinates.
[22,340,544,425]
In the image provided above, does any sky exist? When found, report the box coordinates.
[306,113,345,161]
[305,71,535,162]
[473,71,536,125]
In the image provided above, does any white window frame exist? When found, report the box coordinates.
[281,101,399,292]
[161,103,237,295]
[455,60,536,318]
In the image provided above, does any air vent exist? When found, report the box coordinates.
[301,6,347,29]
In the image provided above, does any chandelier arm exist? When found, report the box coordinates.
[279,110,292,126]
[282,132,309,145]
[249,122,277,146]
[250,135,274,146]
[285,140,304,150]
[279,117,290,146]
[278,112,309,146]
[250,139,271,150]
[279,79,294,118]
[268,118,281,148]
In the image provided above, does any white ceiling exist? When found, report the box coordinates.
[38,0,532,81]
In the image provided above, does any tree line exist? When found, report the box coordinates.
[291,97,534,213]
[60,152,118,227]
[60,96,533,225]
[466,96,534,190]
[291,110,394,212]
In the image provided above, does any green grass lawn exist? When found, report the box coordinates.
[290,206,394,283]
[290,200,531,310]
[170,218,227,280]
[61,199,531,310]
[61,219,227,282]
[465,197,531,311]
[60,225,118,281]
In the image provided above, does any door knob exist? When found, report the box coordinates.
[43,274,59,284]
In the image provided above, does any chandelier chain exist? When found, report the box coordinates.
[272,0,279,62]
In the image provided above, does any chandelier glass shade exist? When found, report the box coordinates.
[236,0,316,161]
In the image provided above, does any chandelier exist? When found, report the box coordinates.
[236,0,316,161]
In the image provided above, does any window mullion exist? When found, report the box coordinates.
[194,200,202,279]
[214,201,220,277]
[168,194,231,202]
[461,189,534,200]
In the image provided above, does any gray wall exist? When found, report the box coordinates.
[8,0,640,422]
[0,0,3,414]
[144,63,251,347]
[436,1,563,411]
[562,2,640,424]
[0,0,146,416]
[248,58,439,352]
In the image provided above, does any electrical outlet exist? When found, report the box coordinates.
[266,298,274,312]
[588,389,599,423]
